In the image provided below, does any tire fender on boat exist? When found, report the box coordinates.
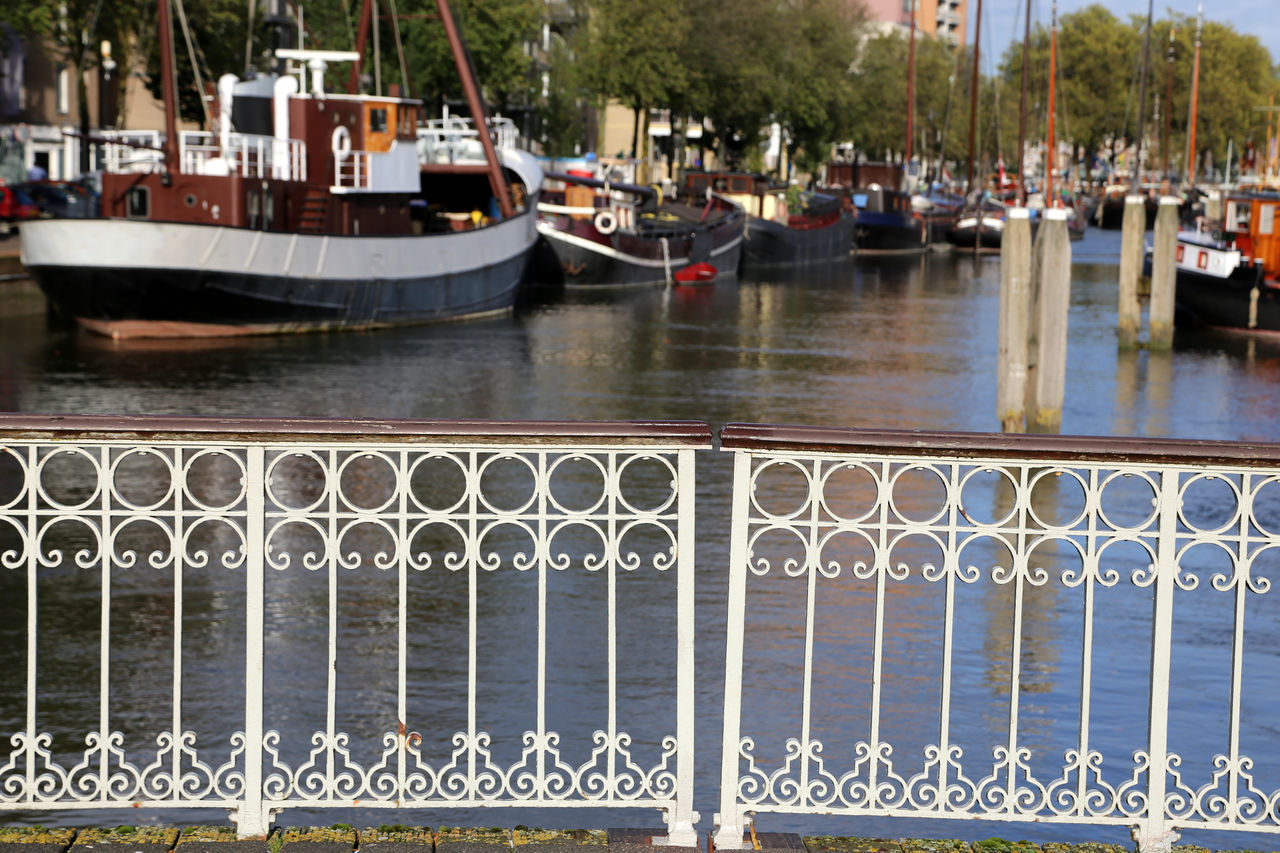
[594,210,617,234]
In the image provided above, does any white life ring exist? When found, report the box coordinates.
[331,125,351,158]
[594,210,617,234]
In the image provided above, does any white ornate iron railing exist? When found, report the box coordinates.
[713,424,1280,853]
[0,415,705,843]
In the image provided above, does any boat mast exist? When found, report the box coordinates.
[435,0,514,219]
[1162,26,1174,178]
[158,0,180,175]
[1134,0,1154,182]
[906,0,916,190]
[348,0,374,94]
[1185,5,1202,187]
[965,0,982,193]
[1046,0,1057,204]
[1015,0,1030,205]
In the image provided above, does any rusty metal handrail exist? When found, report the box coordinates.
[720,422,1280,468]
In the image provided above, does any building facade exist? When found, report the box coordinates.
[856,0,966,46]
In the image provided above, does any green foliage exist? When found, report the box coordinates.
[774,0,865,173]
[993,4,1280,178]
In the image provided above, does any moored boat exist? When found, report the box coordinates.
[823,160,926,254]
[22,0,540,339]
[682,172,852,270]
[947,199,1007,251]
[1168,189,1280,332]
[533,170,744,287]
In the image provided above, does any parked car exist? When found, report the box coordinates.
[0,181,39,233]
[15,180,100,219]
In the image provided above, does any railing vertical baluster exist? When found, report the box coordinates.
[1227,472,1250,822]
[868,459,891,808]
[466,450,479,797]
[798,459,821,811]
[172,447,185,800]
[1078,468,1100,816]
[397,449,409,798]
[236,445,268,837]
[1006,479,1027,814]
[1136,469,1181,853]
[605,451,617,802]
[98,446,112,799]
[325,449,338,795]
[936,461,962,812]
[713,450,753,851]
[661,447,699,846]
[24,446,38,804]
[536,450,548,797]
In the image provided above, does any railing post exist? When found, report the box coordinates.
[1134,468,1180,853]
[713,450,752,851]
[658,447,699,846]
[233,445,271,837]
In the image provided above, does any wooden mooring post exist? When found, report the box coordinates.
[1149,196,1179,349]
[997,208,1033,432]
[1027,208,1071,432]
[998,207,1071,433]
[1117,194,1146,349]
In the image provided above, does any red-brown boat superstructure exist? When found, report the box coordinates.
[22,3,541,338]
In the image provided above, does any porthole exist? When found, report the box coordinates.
[184,193,197,207]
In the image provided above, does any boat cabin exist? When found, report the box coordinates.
[682,171,838,225]
[1219,191,1280,280]
[94,48,527,239]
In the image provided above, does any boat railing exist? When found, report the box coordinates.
[0,414,705,845]
[178,131,308,181]
[332,149,373,190]
[99,130,164,174]
[417,116,519,165]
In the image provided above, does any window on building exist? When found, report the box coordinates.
[56,64,70,114]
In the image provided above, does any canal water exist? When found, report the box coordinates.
[3,228,1280,846]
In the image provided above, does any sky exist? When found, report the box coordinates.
[972,0,1279,71]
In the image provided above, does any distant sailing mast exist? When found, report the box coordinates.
[1015,0,1031,205]
[905,0,917,191]
[1046,0,1058,204]
[1185,4,1202,187]
[965,0,983,193]
[1134,0,1154,181]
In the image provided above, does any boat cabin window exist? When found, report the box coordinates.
[247,190,259,229]
[263,191,275,230]
[369,108,388,134]
[398,105,416,135]
[1227,201,1251,232]
[1260,204,1275,236]
[126,186,150,219]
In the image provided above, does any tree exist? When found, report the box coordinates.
[573,0,689,158]
[845,28,968,170]
[773,0,864,175]
[680,0,786,166]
